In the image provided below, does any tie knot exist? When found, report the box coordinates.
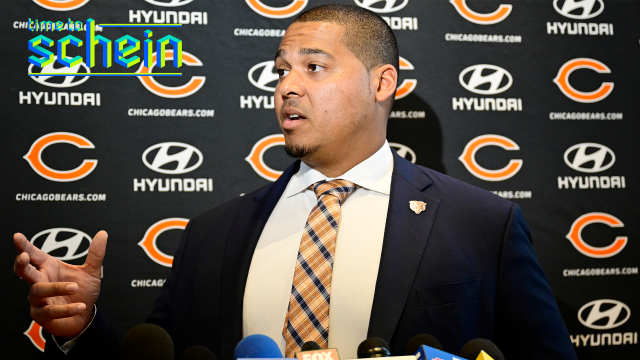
[312,179,358,203]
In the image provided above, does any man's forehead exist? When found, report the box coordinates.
[276,22,345,58]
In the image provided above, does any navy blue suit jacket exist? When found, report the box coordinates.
[45,152,577,360]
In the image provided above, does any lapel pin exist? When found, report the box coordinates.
[409,200,426,214]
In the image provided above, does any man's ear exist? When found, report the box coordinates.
[373,64,398,104]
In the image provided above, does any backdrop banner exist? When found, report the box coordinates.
[1,1,638,359]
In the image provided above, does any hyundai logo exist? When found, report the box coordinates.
[459,64,513,95]
[145,0,194,7]
[578,299,630,330]
[389,142,416,163]
[564,143,615,173]
[142,142,203,174]
[354,0,409,13]
[28,56,90,88]
[31,228,92,261]
[248,61,279,92]
[553,0,604,20]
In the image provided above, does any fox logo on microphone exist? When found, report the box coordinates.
[296,348,340,360]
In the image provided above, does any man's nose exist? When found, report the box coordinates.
[278,69,305,98]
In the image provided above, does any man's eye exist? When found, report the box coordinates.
[309,64,324,72]
[277,69,289,77]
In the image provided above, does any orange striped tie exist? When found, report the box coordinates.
[282,180,358,357]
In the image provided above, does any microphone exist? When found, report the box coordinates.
[300,341,322,352]
[178,345,218,360]
[459,339,504,360]
[120,323,174,360]
[234,334,283,359]
[357,338,391,358]
[404,334,443,355]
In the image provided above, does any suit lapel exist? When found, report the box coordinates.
[219,160,300,360]
[367,152,440,342]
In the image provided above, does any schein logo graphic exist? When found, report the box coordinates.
[449,0,512,25]
[29,56,90,88]
[395,56,416,100]
[564,143,615,173]
[579,299,630,330]
[554,0,604,20]
[142,142,203,174]
[137,50,205,98]
[245,0,308,19]
[566,213,627,258]
[33,0,89,11]
[354,0,409,13]
[145,0,194,7]
[459,64,512,95]
[24,132,97,182]
[24,227,92,351]
[553,58,613,103]
[249,60,278,92]
[458,135,522,181]
[139,218,189,266]
[242,60,277,109]
[246,134,285,181]
[389,143,416,163]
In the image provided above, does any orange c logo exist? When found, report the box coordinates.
[553,58,614,103]
[246,134,285,181]
[24,132,97,182]
[24,321,45,352]
[395,56,417,100]
[33,0,89,11]
[458,135,522,181]
[566,213,627,258]
[139,218,189,267]
[450,0,512,25]
[245,0,307,19]
[137,51,205,98]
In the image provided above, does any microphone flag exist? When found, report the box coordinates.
[414,345,468,360]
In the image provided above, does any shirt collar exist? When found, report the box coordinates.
[283,140,394,198]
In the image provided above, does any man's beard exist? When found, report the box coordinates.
[284,143,321,158]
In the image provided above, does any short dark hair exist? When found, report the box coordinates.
[292,4,399,73]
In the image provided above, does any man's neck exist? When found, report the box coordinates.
[301,138,387,178]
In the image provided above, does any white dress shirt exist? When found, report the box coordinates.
[243,141,394,359]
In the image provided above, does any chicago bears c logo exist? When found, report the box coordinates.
[553,58,613,103]
[137,51,205,98]
[395,57,417,100]
[566,213,627,258]
[449,0,512,25]
[33,0,89,11]
[139,218,189,267]
[245,0,308,19]
[458,135,522,181]
[24,132,97,182]
[245,134,286,181]
[24,321,46,352]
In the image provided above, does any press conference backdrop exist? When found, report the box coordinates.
[1,0,638,358]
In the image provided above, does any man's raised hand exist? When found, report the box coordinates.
[13,231,107,339]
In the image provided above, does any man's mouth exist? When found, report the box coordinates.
[282,108,308,130]
[284,110,307,121]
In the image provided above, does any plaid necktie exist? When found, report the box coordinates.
[282,179,358,357]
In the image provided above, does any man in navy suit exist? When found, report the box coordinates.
[13,5,576,360]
